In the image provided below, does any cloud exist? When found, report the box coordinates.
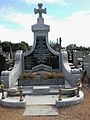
[20,0,66,5]
[7,12,36,28]
[0,8,90,47]
[44,10,90,47]
[0,6,36,29]
[0,25,33,44]
[0,7,35,45]
[0,6,13,17]
[60,11,90,47]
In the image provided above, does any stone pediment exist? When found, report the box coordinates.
[32,64,52,72]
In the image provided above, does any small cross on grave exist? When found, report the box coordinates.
[34,3,46,18]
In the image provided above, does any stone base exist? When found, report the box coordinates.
[56,91,84,107]
[0,93,26,108]
[33,86,49,95]
[18,78,65,86]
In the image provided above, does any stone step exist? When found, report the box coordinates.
[25,95,58,106]
[23,105,58,116]
[33,86,49,95]
[7,85,59,96]
[23,95,58,116]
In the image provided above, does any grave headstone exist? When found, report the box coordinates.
[0,54,6,76]
[1,3,81,89]
[83,54,90,75]
[24,3,61,72]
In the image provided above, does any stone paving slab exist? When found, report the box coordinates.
[23,105,58,116]
[23,95,58,116]
[25,95,58,105]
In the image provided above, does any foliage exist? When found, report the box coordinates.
[1,41,11,52]
[19,72,64,80]
[19,72,36,80]
[1,41,31,53]
[41,72,64,79]
[49,40,59,51]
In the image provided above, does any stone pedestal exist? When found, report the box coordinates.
[33,86,49,95]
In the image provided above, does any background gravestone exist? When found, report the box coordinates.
[0,54,6,76]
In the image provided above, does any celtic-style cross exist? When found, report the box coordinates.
[34,3,46,18]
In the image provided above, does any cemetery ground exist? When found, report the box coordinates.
[0,85,90,120]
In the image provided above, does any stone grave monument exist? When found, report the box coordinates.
[1,3,80,88]
[24,3,61,72]
[0,3,84,113]
[83,53,90,75]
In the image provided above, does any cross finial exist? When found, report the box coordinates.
[34,3,46,18]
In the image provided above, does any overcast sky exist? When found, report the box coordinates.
[0,0,90,47]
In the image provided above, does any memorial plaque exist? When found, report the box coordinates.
[24,36,59,70]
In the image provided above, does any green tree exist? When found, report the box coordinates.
[1,41,11,52]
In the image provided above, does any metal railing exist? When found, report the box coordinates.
[0,80,23,101]
[58,80,82,100]
[0,79,82,101]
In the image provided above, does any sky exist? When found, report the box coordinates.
[0,0,90,47]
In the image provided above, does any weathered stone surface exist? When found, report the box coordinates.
[18,78,65,86]
[33,86,49,95]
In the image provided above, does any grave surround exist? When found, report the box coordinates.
[0,4,84,113]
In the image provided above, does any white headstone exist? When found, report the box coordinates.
[83,54,90,75]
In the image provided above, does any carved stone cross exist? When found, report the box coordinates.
[34,3,46,18]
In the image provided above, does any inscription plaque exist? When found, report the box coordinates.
[24,36,59,70]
